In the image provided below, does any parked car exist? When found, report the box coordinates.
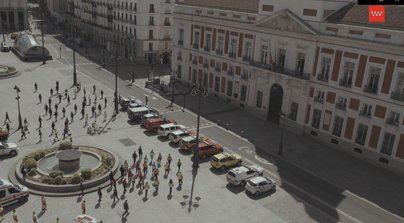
[169,129,196,144]
[144,117,172,132]
[120,96,143,110]
[10,32,19,39]
[245,177,276,195]
[157,123,186,138]
[145,76,160,87]
[226,165,264,186]
[128,106,158,121]
[0,127,9,141]
[0,179,29,206]
[198,141,223,158]
[179,136,200,151]
[210,152,242,170]
[0,142,18,156]
[141,113,160,125]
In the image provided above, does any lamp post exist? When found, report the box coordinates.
[188,84,208,210]
[40,0,46,65]
[168,70,177,109]
[113,40,119,113]
[72,24,77,86]
[13,86,23,130]
[278,111,287,156]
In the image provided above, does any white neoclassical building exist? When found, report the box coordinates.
[172,0,404,173]
[0,0,29,32]
[64,0,173,63]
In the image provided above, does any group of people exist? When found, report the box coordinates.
[3,81,111,144]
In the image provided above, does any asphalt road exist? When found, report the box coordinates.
[46,36,404,223]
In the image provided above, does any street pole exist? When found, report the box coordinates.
[182,92,186,112]
[72,25,77,86]
[114,40,119,113]
[14,86,23,130]
[40,7,46,65]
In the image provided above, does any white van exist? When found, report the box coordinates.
[128,106,158,121]
[0,179,29,205]
[157,123,186,137]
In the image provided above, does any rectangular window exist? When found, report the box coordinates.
[149,30,153,39]
[260,45,269,65]
[193,32,200,49]
[355,124,368,146]
[192,69,197,84]
[217,36,224,54]
[289,102,298,121]
[314,91,325,103]
[278,49,286,71]
[336,97,347,110]
[214,76,220,92]
[243,42,252,61]
[295,53,306,76]
[177,64,182,79]
[340,62,355,88]
[392,72,404,101]
[359,104,372,117]
[311,109,322,129]
[178,28,184,45]
[240,85,247,102]
[386,111,400,126]
[227,81,233,96]
[365,67,381,94]
[332,116,344,137]
[148,43,153,51]
[380,133,395,156]
[205,34,211,51]
[229,39,237,58]
[149,4,154,13]
[149,16,154,25]
[256,91,263,108]
[318,57,331,81]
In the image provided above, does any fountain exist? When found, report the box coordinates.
[56,150,82,172]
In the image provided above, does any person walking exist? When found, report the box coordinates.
[138,146,143,159]
[44,104,49,115]
[132,150,137,166]
[38,129,42,141]
[54,110,58,122]
[62,107,66,118]
[67,95,71,105]
[83,87,86,97]
[6,122,10,133]
[123,200,129,217]
[98,103,102,115]
[164,162,170,177]
[70,111,74,123]
[124,160,129,172]
[168,179,174,196]
[122,178,127,196]
[3,112,11,125]
[51,121,55,132]
[81,108,85,119]
[53,129,59,142]
[109,171,114,187]
[103,110,107,122]
[113,187,119,203]
[176,172,183,188]
[150,149,155,162]
[80,180,84,197]
[167,153,172,166]
[91,106,96,117]
[64,89,68,99]
[38,115,42,128]
[41,195,47,212]
[49,108,53,119]
[32,211,37,223]
[50,88,53,96]
[38,93,42,104]
[74,104,78,114]
[142,161,148,176]
[97,186,102,202]
[100,90,104,99]
[55,103,59,112]
[153,178,159,193]
[81,200,86,214]
[12,210,18,223]
[23,118,28,131]
[58,94,62,104]
[119,165,125,178]
[56,81,59,93]
[20,128,27,140]
[104,97,107,108]
[144,182,150,198]
[34,83,38,92]
[177,159,182,173]
[93,84,96,95]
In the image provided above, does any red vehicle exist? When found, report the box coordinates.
[0,128,9,141]
[143,117,172,132]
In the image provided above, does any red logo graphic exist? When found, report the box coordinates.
[368,6,385,23]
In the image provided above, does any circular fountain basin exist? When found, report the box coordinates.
[37,150,100,176]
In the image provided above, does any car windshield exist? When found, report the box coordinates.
[248,180,257,187]
[211,157,219,162]
[158,127,164,131]
[227,171,236,177]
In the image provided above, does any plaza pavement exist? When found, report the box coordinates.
[0,36,334,222]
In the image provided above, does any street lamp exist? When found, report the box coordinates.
[188,83,208,211]
[13,85,23,130]
[40,0,46,65]
[113,40,119,113]
[278,111,287,156]
[168,70,177,109]
[72,24,78,86]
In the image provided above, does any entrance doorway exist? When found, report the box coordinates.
[267,83,283,123]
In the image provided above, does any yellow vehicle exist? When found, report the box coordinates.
[210,152,242,170]
[10,32,20,39]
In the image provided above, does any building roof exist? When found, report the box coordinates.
[327,3,404,30]
[175,0,260,13]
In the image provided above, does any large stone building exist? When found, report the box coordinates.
[65,0,173,63]
[0,0,29,32]
[46,0,67,23]
[172,0,404,173]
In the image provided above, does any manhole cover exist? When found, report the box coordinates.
[119,138,135,147]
